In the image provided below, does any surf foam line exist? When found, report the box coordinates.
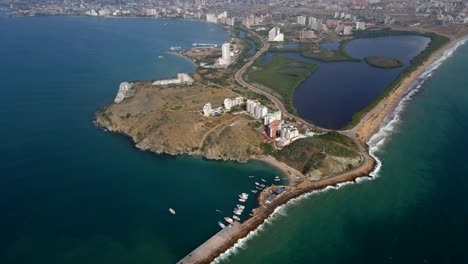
[211,37,468,264]
[367,36,468,178]
[211,185,339,264]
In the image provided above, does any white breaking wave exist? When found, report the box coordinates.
[211,37,468,264]
[368,36,468,178]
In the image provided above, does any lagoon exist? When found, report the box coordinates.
[262,36,430,129]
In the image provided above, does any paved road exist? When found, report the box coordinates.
[234,29,373,173]
[234,31,323,131]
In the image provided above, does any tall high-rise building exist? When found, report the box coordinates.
[268,27,284,42]
[221,43,231,64]
[297,16,306,25]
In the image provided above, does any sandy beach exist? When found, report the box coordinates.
[253,155,305,187]
[178,32,468,264]
[354,35,468,143]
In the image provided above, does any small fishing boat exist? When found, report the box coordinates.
[224,217,234,224]
[238,198,246,202]
[169,208,176,215]
[256,186,262,190]
[218,221,226,229]
[233,209,242,215]
[236,204,245,210]
[233,215,241,221]
[239,193,249,199]
[251,190,258,193]
[260,184,266,188]
[261,179,266,182]
[255,182,260,186]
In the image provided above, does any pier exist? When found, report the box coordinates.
[177,154,376,264]
[177,221,242,264]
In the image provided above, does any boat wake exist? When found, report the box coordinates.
[211,37,468,264]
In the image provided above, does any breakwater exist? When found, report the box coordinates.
[178,155,375,264]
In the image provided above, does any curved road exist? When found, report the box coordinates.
[234,30,375,177]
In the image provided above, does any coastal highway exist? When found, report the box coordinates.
[177,29,377,264]
[234,31,323,131]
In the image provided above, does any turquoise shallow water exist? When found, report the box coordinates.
[0,17,284,263]
[217,40,468,263]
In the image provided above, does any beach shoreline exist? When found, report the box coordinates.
[177,33,468,264]
[354,35,468,143]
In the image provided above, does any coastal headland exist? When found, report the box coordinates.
[96,22,468,264]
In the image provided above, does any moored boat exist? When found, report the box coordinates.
[218,221,226,229]
[169,208,176,215]
[233,209,242,215]
[224,216,234,224]
[233,215,241,221]
[251,190,258,193]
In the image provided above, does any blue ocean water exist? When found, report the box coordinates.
[0,16,283,263]
[216,40,468,263]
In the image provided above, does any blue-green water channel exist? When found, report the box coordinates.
[0,16,284,263]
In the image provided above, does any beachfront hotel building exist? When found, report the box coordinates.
[224,96,244,111]
[264,111,282,126]
[280,126,299,140]
[152,73,194,85]
[203,103,212,117]
[255,105,268,119]
[268,27,284,42]
[267,120,281,138]
[219,43,231,66]
[114,82,135,103]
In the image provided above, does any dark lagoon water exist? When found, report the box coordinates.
[262,36,430,129]
[239,31,256,55]
[0,16,284,264]
[320,42,340,50]
[217,38,468,264]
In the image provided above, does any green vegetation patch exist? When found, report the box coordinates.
[274,134,359,174]
[364,56,404,69]
[300,40,361,62]
[246,55,318,114]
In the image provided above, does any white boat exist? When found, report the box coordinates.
[239,198,246,202]
[261,179,266,182]
[239,193,249,199]
[255,182,260,185]
[274,179,281,182]
[218,221,226,229]
[236,204,245,210]
[251,190,258,193]
[224,217,234,224]
[249,176,255,178]
[260,184,266,188]
[233,215,241,221]
[169,208,176,215]
[256,186,262,190]
[233,209,242,215]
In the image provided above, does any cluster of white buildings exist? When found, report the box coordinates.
[224,97,244,111]
[114,82,135,103]
[203,96,244,117]
[246,99,269,119]
[268,27,284,42]
[206,11,234,26]
[280,125,300,140]
[152,73,194,86]
[242,15,264,29]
